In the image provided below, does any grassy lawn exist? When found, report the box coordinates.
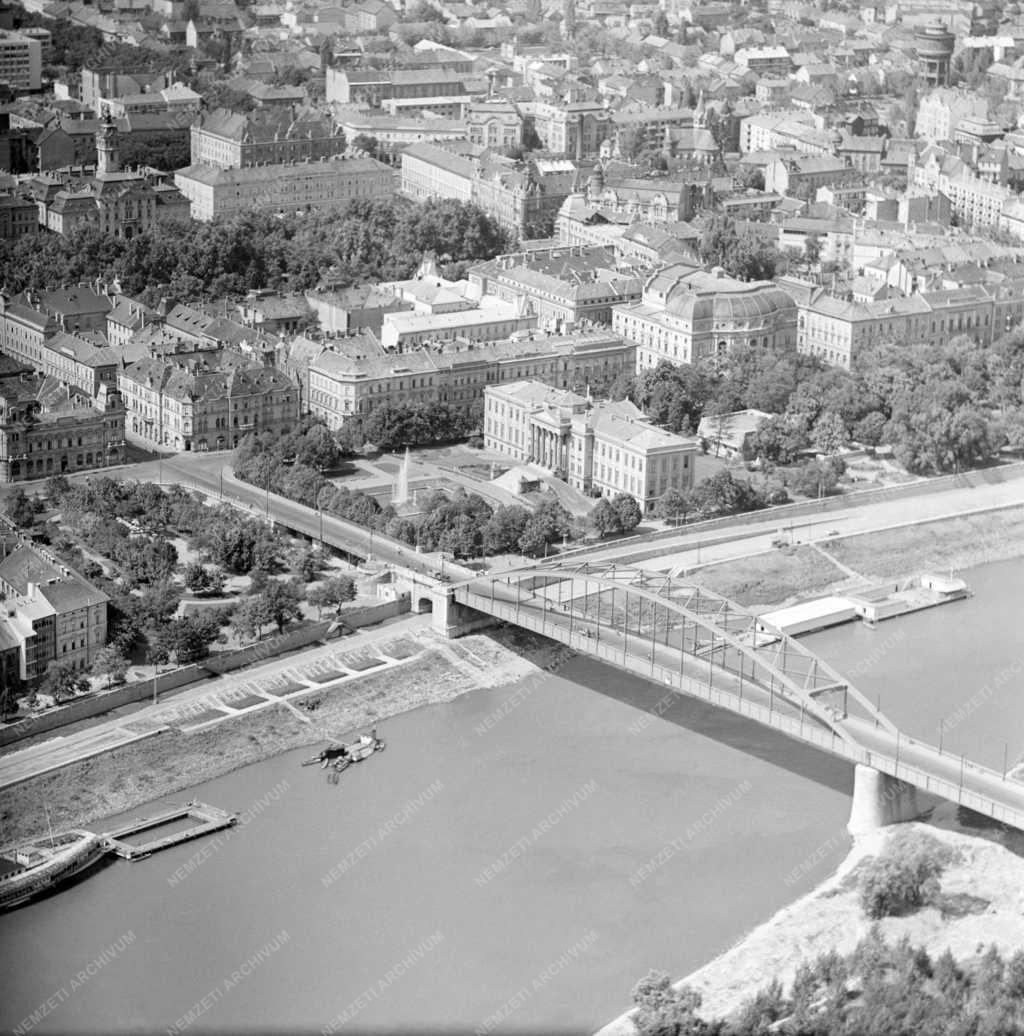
[827,506,1024,579]
[693,545,847,609]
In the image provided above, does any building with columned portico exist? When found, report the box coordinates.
[483,380,696,511]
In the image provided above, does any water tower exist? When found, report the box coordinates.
[915,21,955,87]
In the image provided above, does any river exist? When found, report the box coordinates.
[1,559,1021,1035]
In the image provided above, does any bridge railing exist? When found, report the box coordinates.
[458,588,1024,832]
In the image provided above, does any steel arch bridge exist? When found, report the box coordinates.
[450,560,1024,832]
[457,559,894,747]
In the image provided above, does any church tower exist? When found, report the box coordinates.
[96,115,121,176]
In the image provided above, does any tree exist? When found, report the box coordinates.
[612,493,642,532]
[352,133,380,157]
[590,497,621,537]
[154,612,224,664]
[631,971,710,1036]
[784,457,845,497]
[655,488,692,525]
[804,233,821,264]
[699,214,780,281]
[811,411,848,454]
[307,574,357,617]
[518,518,551,557]
[859,829,953,919]
[131,582,182,629]
[752,414,810,465]
[44,474,71,503]
[5,487,41,529]
[262,578,304,634]
[40,661,90,702]
[853,410,888,446]
[287,546,322,583]
[691,470,764,517]
[482,505,530,555]
[231,595,267,642]
[184,561,211,594]
[91,645,130,688]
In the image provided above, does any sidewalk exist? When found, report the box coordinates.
[0,615,434,791]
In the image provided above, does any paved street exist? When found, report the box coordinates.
[0,615,434,790]
[573,468,1024,575]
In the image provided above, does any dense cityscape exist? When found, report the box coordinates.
[1,0,1024,1032]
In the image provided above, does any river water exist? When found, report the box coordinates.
[1,559,1021,1035]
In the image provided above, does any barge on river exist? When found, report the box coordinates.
[0,830,106,912]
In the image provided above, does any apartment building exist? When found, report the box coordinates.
[174,156,392,221]
[0,29,42,92]
[914,89,989,143]
[400,142,576,234]
[380,296,537,351]
[796,284,1002,368]
[36,332,117,397]
[0,540,109,681]
[118,356,298,451]
[189,108,349,169]
[325,67,475,117]
[0,296,58,371]
[0,374,126,482]
[612,265,799,368]
[468,246,643,328]
[910,147,1015,227]
[303,331,633,429]
[734,46,792,77]
[336,112,467,160]
[400,142,476,204]
[518,98,612,157]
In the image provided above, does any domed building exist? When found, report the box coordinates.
[612,264,799,367]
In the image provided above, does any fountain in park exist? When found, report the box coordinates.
[392,447,411,507]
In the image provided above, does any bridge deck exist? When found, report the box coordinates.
[455,579,1024,833]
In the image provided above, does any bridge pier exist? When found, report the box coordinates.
[432,589,497,639]
[848,764,921,835]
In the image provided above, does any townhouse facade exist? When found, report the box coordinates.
[118,357,298,451]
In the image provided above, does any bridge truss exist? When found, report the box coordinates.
[462,560,896,746]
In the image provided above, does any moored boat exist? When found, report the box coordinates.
[301,729,386,773]
[0,830,105,912]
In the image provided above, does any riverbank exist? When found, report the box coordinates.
[0,627,568,847]
[687,504,1024,609]
[595,808,1024,1035]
